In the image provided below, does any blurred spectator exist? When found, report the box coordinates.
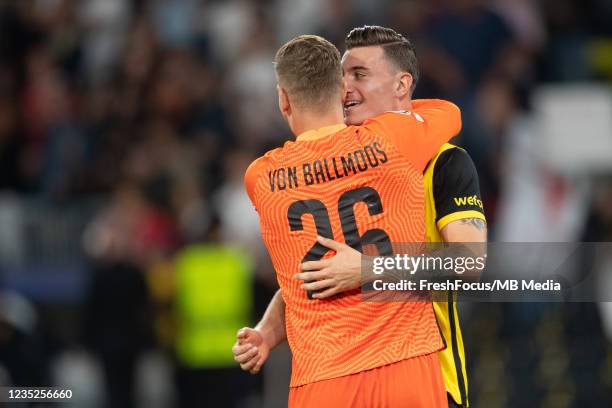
[225,17,283,148]
[82,180,177,407]
[149,0,199,49]
[213,149,260,250]
[423,0,515,94]
[173,221,255,408]
[0,92,22,190]
[83,261,152,408]
[83,182,172,263]
[203,0,260,64]
[0,290,45,387]
[275,0,326,42]
[78,0,133,84]
[492,0,546,50]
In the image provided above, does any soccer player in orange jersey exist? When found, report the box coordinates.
[235,26,486,408]
[243,34,460,407]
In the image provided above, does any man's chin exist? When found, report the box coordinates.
[344,110,368,126]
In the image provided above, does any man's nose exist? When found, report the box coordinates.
[342,79,353,102]
[343,76,354,92]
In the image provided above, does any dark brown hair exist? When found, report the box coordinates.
[346,25,419,90]
[274,35,343,110]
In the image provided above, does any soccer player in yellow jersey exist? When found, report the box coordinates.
[233,26,486,407]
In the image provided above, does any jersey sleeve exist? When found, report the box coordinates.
[432,148,486,230]
[363,99,461,172]
[244,156,269,208]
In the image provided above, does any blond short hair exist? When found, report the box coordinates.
[274,35,343,111]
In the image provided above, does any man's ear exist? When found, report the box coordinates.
[395,72,413,99]
[278,85,291,117]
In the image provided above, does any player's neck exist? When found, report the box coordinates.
[290,106,345,137]
[399,98,413,112]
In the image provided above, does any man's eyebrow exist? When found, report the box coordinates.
[347,65,369,72]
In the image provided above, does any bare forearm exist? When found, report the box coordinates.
[441,217,487,244]
[423,218,488,280]
[255,289,286,349]
[361,219,488,284]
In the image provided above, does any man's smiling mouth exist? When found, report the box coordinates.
[344,100,361,110]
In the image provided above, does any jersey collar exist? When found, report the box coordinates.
[296,124,347,142]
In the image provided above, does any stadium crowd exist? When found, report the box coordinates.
[1,0,611,407]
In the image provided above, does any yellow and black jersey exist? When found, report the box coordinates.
[424,143,486,407]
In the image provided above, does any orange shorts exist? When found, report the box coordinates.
[288,353,447,408]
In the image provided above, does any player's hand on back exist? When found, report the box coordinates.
[296,236,362,299]
[232,327,270,374]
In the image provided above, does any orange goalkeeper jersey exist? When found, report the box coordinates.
[245,99,461,386]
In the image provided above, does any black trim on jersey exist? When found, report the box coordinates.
[448,291,468,406]
[433,148,484,223]
[434,302,447,351]
[448,394,463,408]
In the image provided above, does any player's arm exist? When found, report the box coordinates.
[433,148,487,245]
[232,289,287,374]
[364,99,461,172]
[297,236,362,299]
[255,289,287,347]
[384,147,487,282]
[298,148,487,296]
[234,156,288,373]
[440,218,487,242]
[407,99,463,171]
[411,98,460,120]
